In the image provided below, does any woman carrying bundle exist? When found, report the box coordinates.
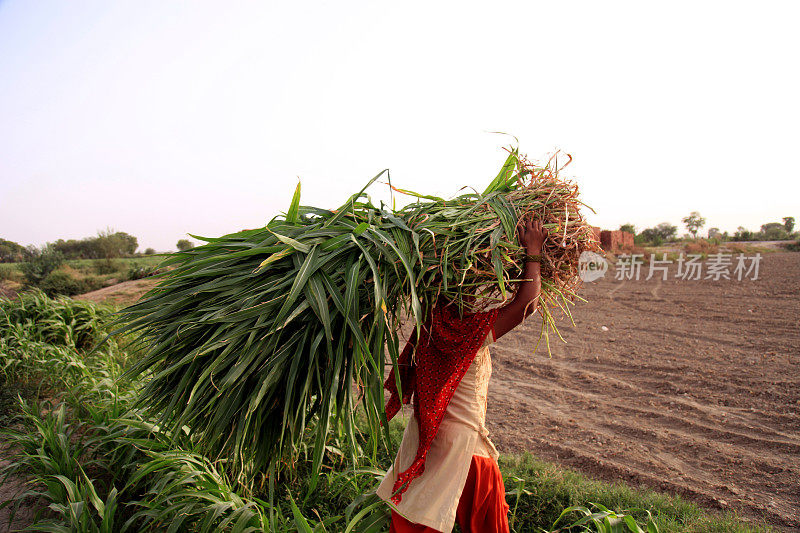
[377,216,549,533]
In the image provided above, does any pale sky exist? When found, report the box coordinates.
[1,1,798,252]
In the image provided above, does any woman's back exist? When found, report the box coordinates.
[376,333,500,531]
[440,338,499,460]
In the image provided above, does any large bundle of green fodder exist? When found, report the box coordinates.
[99,147,599,488]
[392,150,597,321]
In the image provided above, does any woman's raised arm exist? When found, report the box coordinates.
[492,217,548,340]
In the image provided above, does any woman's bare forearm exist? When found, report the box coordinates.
[491,217,547,340]
[493,251,542,339]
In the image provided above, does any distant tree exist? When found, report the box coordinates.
[619,223,636,234]
[19,243,64,285]
[53,229,138,259]
[638,227,663,246]
[23,244,37,260]
[682,211,706,239]
[0,238,26,263]
[733,226,753,241]
[760,222,789,240]
[53,237,101,259]
[707,227,721,239]
[783,216,795,233]
[95,228,139,258]
[636,223,676,245]
[655,222,677,241]
[176,239,193,251]
[112,231,138,255]
[144,247,156,255]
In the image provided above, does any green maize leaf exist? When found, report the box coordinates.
[286,180,302,224]
[265,227,310,253]
[482,148,518,195]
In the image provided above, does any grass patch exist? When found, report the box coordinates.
[0,263,24,283]
[63,256,165,273]
[0,256,169,298]
[780,239,800,252]
[497,453,770,532]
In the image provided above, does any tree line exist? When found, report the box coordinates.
[1,231,198,264]
[0,229,141,263]
[621,214,796,246]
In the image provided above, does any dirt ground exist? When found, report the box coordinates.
[485,251,799,530]
[0,458,34,532]
[72,277,159,307]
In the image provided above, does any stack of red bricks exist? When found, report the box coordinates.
[590,226,634,252]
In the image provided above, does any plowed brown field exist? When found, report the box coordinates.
[486,251,799,530]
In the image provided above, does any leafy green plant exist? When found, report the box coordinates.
[123,449,271,532]
[39,269,86,297]
[547,502,659,533]
[506,474,534,530]
[0,263,24,283]
[20,244,64,285]
[41,470,121,533]
[125,262,160,281]
[0,401,86,521]
[94,258,125,275]
[0,289,112,351]
[0,399,125,532]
